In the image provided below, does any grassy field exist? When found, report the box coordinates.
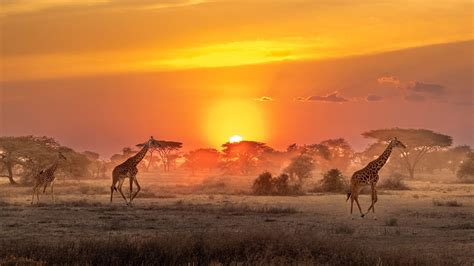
[0,172,473,265]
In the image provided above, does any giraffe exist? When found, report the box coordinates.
[110,136,158,205]
[346,138,406,219]
[31,152,67,204]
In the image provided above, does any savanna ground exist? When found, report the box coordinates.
[0,172,472,265]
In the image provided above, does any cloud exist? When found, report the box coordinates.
[404,81,445,95]
[254,96,274,102]
[377,76,400,85]
[366,94,383,101]
[0,0,206,16]
[404,93,426,102]
[296,92,348,103]
[294,96,309,102]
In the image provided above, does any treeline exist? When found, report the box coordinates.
[0,128,473,185]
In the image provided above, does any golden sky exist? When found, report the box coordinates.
[1,0,472,81]
[1,0,473,155]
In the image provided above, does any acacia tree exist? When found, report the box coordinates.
[319,138,354,172]
[138,140,182,172]
[362,128,452,178]
[284,154,315,184]
[221,140,273,175]
[183,148,220,175]
[0,136,91,184]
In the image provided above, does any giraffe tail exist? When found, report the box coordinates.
[346,193,351,201]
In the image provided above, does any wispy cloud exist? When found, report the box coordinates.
[0,0,206,16]
[366,94,383,101]
[403,81,445,95]
[377,76,400,85]
[404,93,426,102]
[295,92,348,103]
[254,96,274,102]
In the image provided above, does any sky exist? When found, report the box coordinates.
[0,0,473,157]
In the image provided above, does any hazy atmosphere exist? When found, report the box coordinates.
[0,0,473,265]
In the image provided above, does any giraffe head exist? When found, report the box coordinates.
[390,137,406,149]
[146,136,160,147]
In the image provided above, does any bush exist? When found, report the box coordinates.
[252,172,274,195]
[385,218,398,226]
[433,200,462,207]
[379,173,410,190]
[252,172,302,196]
[457,152,474,183]
[314,169,347,192]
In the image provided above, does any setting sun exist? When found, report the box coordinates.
[229,135,243,143]
[205,99,266,147]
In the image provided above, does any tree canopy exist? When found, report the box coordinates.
[362,128,452,178]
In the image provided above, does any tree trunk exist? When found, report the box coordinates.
[408,166,415,179]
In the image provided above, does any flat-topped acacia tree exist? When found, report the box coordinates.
[362,128,452,178]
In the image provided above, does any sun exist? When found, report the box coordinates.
[229,135,243,143]
[205,99,266,147]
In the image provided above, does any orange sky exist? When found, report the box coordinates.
[0,0,473,156]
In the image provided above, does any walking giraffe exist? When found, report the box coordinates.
[31,152,67,204]
[110,136,158,205]
[347,138,406,219]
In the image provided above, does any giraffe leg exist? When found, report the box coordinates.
[117,179,128,205]
[110,179,118,203]
[36,186,40,204]
[365,184,378,219]
[130,177,141,203]
[350,197,355,219]
[32,187,36,204]
[50,182,54,202]
[129,177,134,204]
[354,194,364,218]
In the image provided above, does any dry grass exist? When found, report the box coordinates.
[385,217,398,226]
[0,173,472,265]
[0,230,460,265]
[379,174,410,190]
[433,199,463,207]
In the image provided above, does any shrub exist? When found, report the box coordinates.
[379,173,409,190]
[457,152,474,183]
[433,200,462,207]
[314,169,347,192]
[252,172,274,195]
[252,172,303,196]
[385,218,398,226]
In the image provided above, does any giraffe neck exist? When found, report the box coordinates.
[46,159,60,174]
[128,144,149,167]
[373,144,393,171]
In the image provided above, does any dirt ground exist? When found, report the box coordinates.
[0,172,473,264]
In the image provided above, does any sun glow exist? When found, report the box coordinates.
[229,135,243,143]
[205,99,266,147]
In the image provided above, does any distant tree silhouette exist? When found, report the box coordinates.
[183,148,220,175]
[221,141,273,175]
[138,140,182,172]
[284,155,315,183]
[0,136,91,184]
[447,145,472,173]
[319,138,354,172]
[457,152,474,182]
[362,128,452,178]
